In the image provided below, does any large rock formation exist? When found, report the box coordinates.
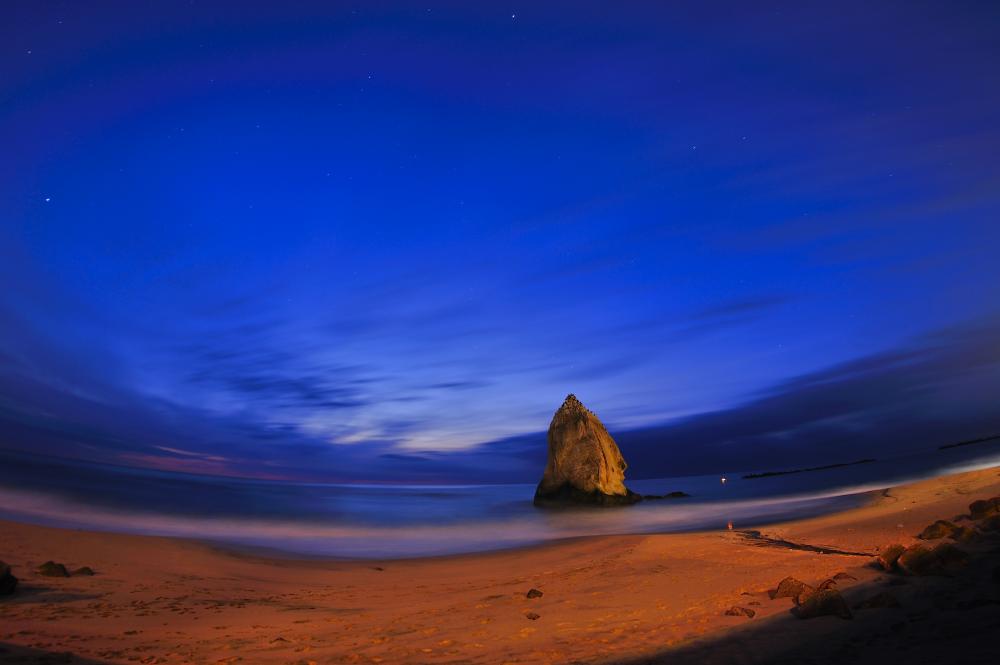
[533,394,641,506]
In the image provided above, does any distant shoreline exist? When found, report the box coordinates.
[938,433,1000,450]
[743,458,876,479]
[742,432,1000,479]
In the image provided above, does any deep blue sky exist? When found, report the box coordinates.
[2,1,999,482]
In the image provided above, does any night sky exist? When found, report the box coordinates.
[2,1,999,483]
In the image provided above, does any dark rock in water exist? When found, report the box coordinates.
[644,491,690,500]
[0,561,17,595]
[854,591,901,610]
[769,576,813,600]
[526,588,543,599]
[36,561,69,577]
[794,589,853,620]
[724,606,755,618]
[525,612,540,620]
[968,496,1000,520]
[72,566,95,576]
[534,394,641,507]
[876,544,906,571]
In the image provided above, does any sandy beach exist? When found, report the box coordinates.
[2,465,1000,665]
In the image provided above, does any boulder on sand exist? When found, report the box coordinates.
[895,542,968,577]
[0,561,17,595]
[769,577,813,600]
[918,520,959,539]
[876,544,906,571]
[917,519,977,542]
[534,394,641,506]
[794,589,853,620]
[931,542,968,569]
[896,544,942,576]
[978,515,1000,532]
[36,561,69,577]
[969,497,1000,520]
[815,578,838,593]
[724,606,755,618]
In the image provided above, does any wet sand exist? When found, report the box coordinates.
[2,466,1000,664]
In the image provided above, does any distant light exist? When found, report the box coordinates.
[44,197,51,202]
[720,476,727,485]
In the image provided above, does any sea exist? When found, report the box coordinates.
[2,440,999,558]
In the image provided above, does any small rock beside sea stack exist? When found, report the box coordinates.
[534,394,641,506]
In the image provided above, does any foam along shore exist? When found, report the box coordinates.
[1,466,1000,664]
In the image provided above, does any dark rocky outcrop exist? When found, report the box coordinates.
[815,578,838,593]
[932,542,968,569]
[969,496,1000,520]
[724,606,755,618]
[72,566,95,576]
[918,520,958,539]
[525,612,540,620]
[917,520,977,542]
[793,589,853,620]
[876,544,906,571]
[36,561,69,577]
[769,576,813,600]
[979,515,1000,532]
[894,542,967,576]
[534,394,641,507]
[644,491,691,500]
[896,545,942,576]
[0,561,17,595]
[526,588,543,599]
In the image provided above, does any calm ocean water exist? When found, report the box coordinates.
[2,441,999,558]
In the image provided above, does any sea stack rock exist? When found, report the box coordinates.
[534,394,641,506]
